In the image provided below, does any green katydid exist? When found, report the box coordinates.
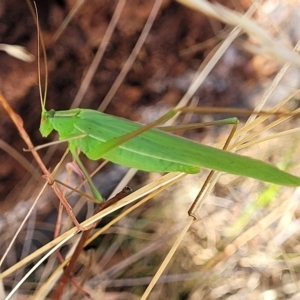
[39,103,300,202]
[33,0,300,204]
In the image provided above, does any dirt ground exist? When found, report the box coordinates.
[0,0,256,207]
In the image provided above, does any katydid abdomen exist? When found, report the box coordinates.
[40,108,300,186]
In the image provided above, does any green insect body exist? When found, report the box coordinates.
[40,108,300,187]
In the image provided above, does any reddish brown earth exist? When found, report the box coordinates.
[0,0,254,208]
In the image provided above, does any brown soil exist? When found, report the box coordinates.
[0,0,254,206]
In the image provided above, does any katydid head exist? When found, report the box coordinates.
[40,109,55,137]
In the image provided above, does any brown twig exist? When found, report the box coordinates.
[52,187,132,300]
[0,92,84,231]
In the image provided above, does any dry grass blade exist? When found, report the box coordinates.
[0,139,38,179]
[0,173,184,275]
[70,0,126,109]
[0,172,185,285]
[0,43,34,62]
[178,0,300,66]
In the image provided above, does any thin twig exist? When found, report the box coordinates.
[0,92,83,230]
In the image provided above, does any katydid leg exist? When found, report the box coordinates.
[69,146,103,201]
[158,117,238,132]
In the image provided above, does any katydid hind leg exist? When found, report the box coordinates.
[158,117,238,132]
